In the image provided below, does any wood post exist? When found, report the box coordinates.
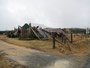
[52,33,56,49]
[71,33,73,43]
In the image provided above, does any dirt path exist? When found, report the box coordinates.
[0,40,89,68]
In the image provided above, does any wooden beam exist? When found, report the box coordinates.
[30,27,41,40]
[55,38,64,45]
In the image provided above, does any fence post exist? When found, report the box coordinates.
[52,33,56,49]
[71,33,73,43]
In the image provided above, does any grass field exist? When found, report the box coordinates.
[0,34,90,56]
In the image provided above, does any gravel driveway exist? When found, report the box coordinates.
[0,40,89,68]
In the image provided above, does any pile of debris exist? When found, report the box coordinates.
[7,23,66,40]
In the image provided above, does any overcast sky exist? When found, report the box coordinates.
[0,0,89,30]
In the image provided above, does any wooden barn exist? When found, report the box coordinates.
[13,23,67,40]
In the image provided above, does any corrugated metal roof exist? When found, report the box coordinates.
[44,28,64,34]
[37,29,48,38]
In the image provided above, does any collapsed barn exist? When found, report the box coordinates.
[7,23,70,44]
[6,23,75,50]
[5,23,90,50]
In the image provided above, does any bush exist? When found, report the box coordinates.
[7,33,16,38]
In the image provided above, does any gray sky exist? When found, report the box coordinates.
[0,0,89,30]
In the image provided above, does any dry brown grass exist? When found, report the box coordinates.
[0,35,90,57]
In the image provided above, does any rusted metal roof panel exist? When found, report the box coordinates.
[44,28,64,34]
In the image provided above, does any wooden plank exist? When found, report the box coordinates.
[30,27,41,40]
[55,38,64,45]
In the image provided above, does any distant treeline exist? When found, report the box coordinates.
[69,28,86,34]
[0,31,8,34]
